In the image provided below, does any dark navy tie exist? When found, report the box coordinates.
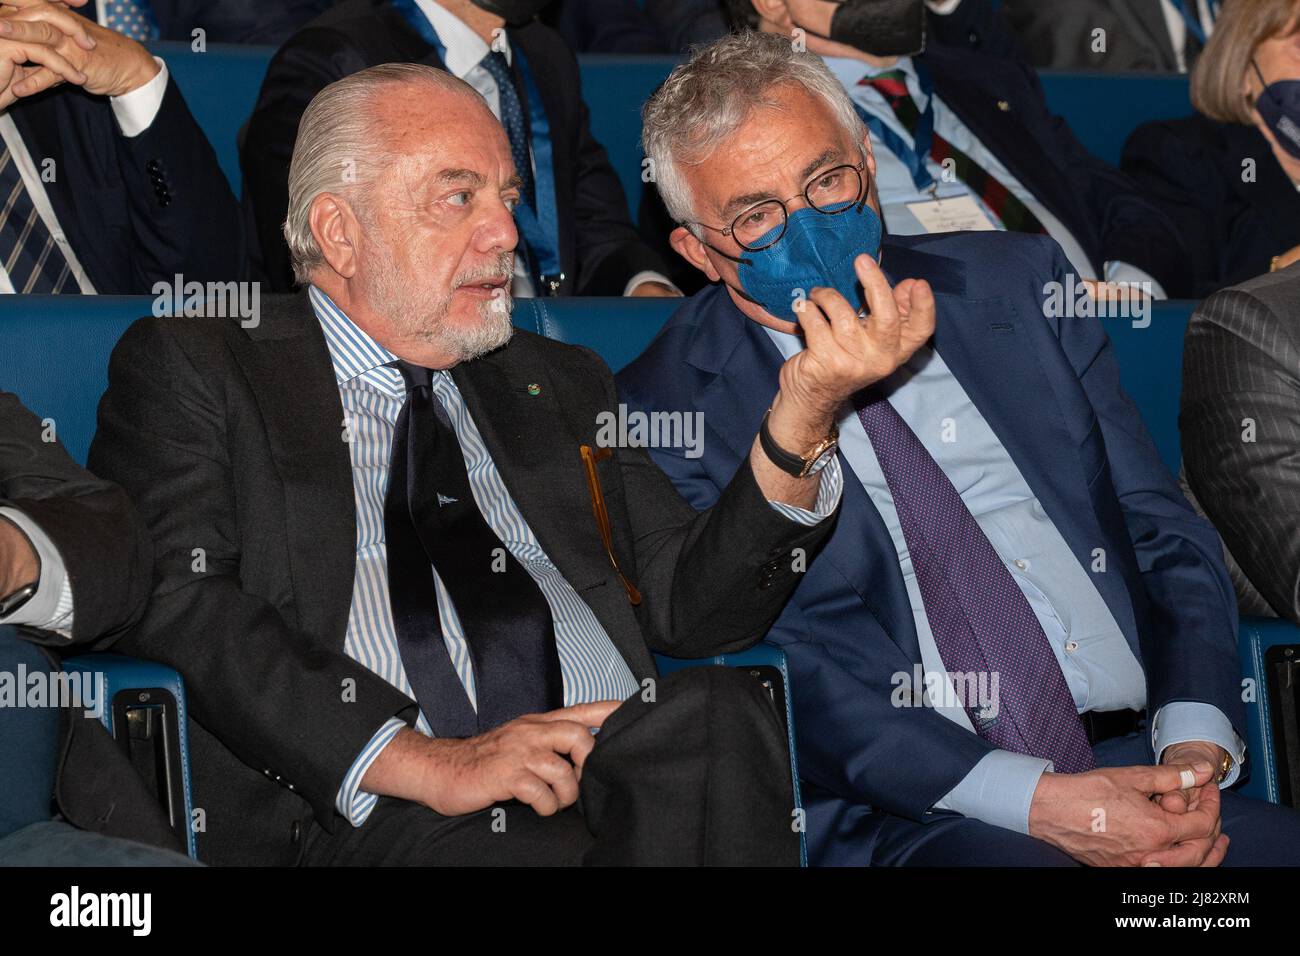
[477,50,536,210]
[384,361,563,737]
[0,146,73,294]
[855,389,1096,773]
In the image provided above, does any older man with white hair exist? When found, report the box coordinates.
[83,62,909,866]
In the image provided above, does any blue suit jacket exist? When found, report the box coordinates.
[616,231,1241,863]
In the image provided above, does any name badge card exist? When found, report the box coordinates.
[905,194,999,233]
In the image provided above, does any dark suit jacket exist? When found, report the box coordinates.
[87,293,833,866]
[1181,263,1300,623]
[1123,116,1300,297]
[241,0,668,294]
[0,392,175,850]
[617,232,1241,865]
[104,0,337,45]
[921,43,1191,294]
[1000,0,1195,72]
[10,74,245,294]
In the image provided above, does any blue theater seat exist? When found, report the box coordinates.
[150,42,1190,206]
[1,292,1290,818]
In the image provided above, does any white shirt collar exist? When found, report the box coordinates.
[412,0,513,78]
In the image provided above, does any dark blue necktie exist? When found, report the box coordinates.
[855,390,1096,773]
[477,50,536,210]
[383,361,563,737]
[0,145,73,294]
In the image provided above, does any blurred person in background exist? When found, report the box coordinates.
[1124,0,1300,296]
[0,0,244,293]
[244,0,677,298]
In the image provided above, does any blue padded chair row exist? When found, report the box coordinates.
[152,42,1190,204]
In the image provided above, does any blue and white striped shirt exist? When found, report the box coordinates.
[313,287,840,825]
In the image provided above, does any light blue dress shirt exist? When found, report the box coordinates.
[313,287,842,825]
[827,55,1165,297]
[764,327,1244,834]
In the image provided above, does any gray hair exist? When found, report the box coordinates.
[283,63,483,285]
[641,31,867,235]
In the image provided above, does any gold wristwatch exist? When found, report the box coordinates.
[1216,750,1235,784]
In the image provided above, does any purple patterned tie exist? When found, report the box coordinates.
[856,390,1096,773]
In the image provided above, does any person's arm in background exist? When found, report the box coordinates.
[2,0,246,288]
[0,392,152,648]
[1182,280,1300,623]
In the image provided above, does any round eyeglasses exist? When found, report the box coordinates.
[692,160,869,252]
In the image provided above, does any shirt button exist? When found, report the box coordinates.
[1065,640,1079,653]
[1013,558,1028,571]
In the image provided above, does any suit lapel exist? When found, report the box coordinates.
[230,296,357,649]
[450,341,652,676]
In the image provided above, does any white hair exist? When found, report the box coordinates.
[641,31,868,236]
[282,62,483,285]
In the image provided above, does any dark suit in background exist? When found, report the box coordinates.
[1123,117,1300,297]
[0,392,185,863]
[1181,263,1300,623]
[242,0,667,294]
[93,0,338,44]
[1000,0,1199,72]
[10,77,246,293]
[88,294,829,865]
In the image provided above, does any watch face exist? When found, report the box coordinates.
[805,444,838,477]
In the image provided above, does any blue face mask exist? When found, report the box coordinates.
[1253,61,1300,162]
[721,201,884,321]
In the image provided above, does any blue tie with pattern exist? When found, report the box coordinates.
[477,50,536,209]
[0,145,73,294]
[855,389,1097,773]
[101,0,159,41]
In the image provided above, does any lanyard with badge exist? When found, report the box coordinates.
[389,0,564,293]
[851,62,997,234]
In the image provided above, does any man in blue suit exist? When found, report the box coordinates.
[619,30,1300,865]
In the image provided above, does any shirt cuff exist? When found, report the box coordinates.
[1103,260,1167,300]
[925,0,964,13]
[623,271,680,297]
[1151,702,1247,789]
[110,58,168,138]
[0,507,73,638]
[335,716,407,827]
[766,455,843,526]
[932,749,1053,835]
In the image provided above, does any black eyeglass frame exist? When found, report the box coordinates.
[686,156,871,252]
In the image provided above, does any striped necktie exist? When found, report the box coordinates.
[861,70,1047,235]
[856,389,1096,773]
[101,0,159,41]
[0,145,73,294]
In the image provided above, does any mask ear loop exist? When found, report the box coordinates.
[1250,58,1272,108]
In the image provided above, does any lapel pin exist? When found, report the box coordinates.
[996,100,1011,112]
[526,383,541,396]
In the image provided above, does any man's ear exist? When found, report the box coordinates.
[310,193,361,280]
[670,225,722,283]
[752,0,791,29]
